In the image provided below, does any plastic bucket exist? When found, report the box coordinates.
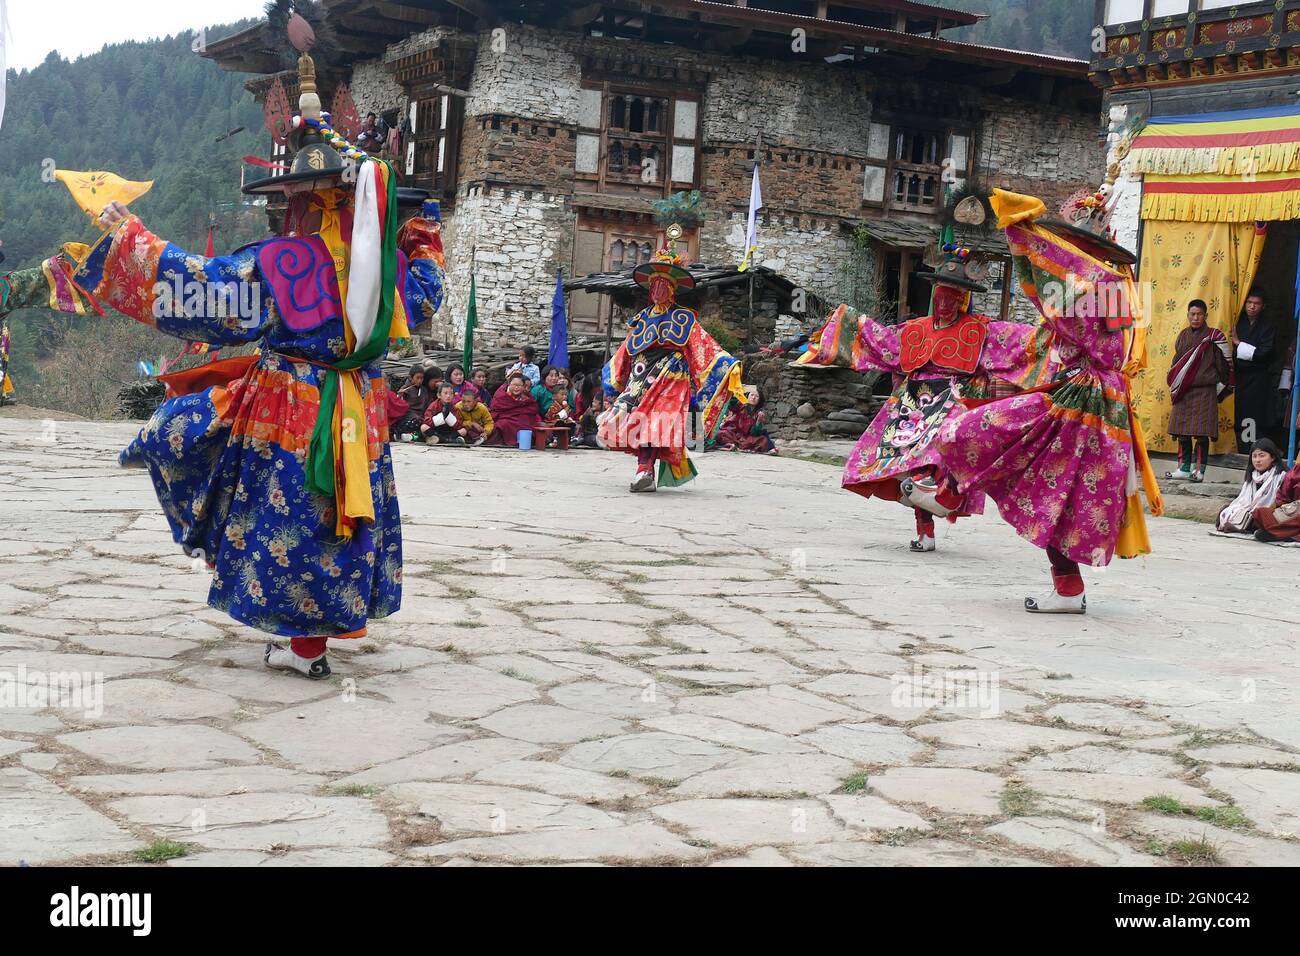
[517,430,534,450]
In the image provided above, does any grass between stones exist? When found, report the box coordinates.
[786,452,848,468]
[999,783,1038,818]
[1140,796,1252,830]
[328,784,379,798]
[131,839,192,864]
[1143,837,1223,865]
[838,772,870,795]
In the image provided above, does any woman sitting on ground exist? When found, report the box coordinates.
[446,363,471,399]
[716,385,778,455]
[487,371,543,447]
[1217,439,1286,534]
[1252,453,1300,543]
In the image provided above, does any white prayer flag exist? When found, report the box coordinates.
[739,161,763,272]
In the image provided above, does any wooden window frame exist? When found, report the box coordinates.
[410,87,463,201]
[864,121,974,216]
[577,79,702,197]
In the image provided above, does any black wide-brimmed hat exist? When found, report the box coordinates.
[1037,216,1137,266]
[916,257,988,294]
[396,187,431,208]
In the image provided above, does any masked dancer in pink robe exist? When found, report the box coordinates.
[798,251,1055,552]
[932,188,1164,614]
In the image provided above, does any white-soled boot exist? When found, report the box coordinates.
[264,642,332,679]
[1024,572,1087,614]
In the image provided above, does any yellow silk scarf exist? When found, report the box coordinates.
[314,190,373,538]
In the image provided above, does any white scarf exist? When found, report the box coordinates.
[345,160,382,348]
[1218,469,1285,533]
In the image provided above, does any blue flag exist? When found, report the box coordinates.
[549,269,570,370]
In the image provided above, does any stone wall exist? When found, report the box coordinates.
[349,58,407,120]
[744,353,883,442]
[440,187,573,350]
[976,91,1107,213]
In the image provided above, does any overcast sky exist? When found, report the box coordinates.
[5,0,270,71]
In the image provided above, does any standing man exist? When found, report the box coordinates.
[1166,299,1232,483]
[1234,290,1275,452]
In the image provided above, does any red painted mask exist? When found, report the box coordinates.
[933,284,965,323]
[649,276,675,308]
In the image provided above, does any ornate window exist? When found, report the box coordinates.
[863,121,972,216]
[576,82,701,197]
[409,90,462,199]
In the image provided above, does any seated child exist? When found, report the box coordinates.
[471,366,492,401]
[576,391,605,448]
[544,382,577,446]
[454,387,494,446]
[392,365,431,441]
[421,383,465,445]
[507,346,541,386]
[1218,439,1285,534]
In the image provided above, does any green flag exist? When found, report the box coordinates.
[463,273,477,371]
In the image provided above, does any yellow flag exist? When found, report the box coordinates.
[54,170,153,225]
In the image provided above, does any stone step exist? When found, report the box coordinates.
[818,419,867,437]
[826,409,871,423]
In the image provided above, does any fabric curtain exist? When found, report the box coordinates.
[1132,220,1266,453]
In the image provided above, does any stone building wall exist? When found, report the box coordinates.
[975,92,1107,214]
[349,58,407,120]
[440,187,573,349]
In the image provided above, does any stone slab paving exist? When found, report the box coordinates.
[1,417,1298,866]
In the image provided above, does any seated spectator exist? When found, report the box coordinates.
[543,382,577,446]
[454,387,494,446]
[1252,453,1300,542]
[574,371,603,417]
[420,363,444,396]
[386,388,411,438]
[356,112,389,153]
[393,364,432,440]
[1218,439,1286,534]
[471,366,492,401]
[507,346,541,386]
[486,371,543,447]
[576,391,605,448]
[531,365,576,418]
[717,386,779,455]
[421,383,464,445]
[446,363,470,398]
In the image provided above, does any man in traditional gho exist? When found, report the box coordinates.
[1165,298,1232,483]
[932,189,1164,614]
[798,250,1056,552]
[599,226,746,492]
[0,40,445,677]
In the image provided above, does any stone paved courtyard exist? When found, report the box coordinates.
[2,416,1298,867]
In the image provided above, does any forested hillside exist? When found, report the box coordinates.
[0,22,268,415]
[948,0,1095,60]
